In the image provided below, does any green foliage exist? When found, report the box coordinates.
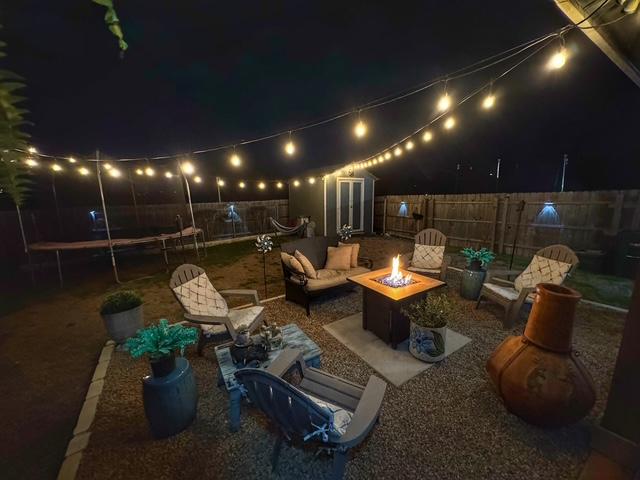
[460,247,495,268]
[403,294,452,328]
[126,319,198,360]
[0,30,32,208]
[92,0,128,53]
[100,290,142,315]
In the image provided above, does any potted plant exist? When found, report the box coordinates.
[459,247,495,300]
[403,294,452,362]
[100,290,144,343]
[126,319,199,438]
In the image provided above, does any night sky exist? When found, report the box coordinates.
[2,0,639,207]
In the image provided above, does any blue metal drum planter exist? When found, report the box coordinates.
[142,357,198,438]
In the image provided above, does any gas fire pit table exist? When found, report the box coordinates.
[348,264,445,349]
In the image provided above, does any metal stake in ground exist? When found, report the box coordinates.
[256,234,273,299]
[96,150,121,284]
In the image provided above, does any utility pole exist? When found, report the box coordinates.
[495,158,501,193]
[560,153,568,192]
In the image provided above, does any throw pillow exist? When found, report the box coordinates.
[281,252,305,275]
[514,255,572,292]
[325,246,352,270]
[295,250,318,279]
[339,241,360,268]
[411,244,445,269]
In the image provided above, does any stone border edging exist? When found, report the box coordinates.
[56,340,115,480]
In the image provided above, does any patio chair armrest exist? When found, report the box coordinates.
[399,252,413,268]
[358,256,373,269]
[285,270,308,286]
[266,348,306,377]
[183,312,228,325]
[219,289,260,306]
[486,269,522,283]
[514,286,536,308]
[338,375,387,448]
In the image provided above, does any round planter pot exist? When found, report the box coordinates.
[409,321,447,363]
[101,304,144,344]
[460,268,486,300]
[143,357,198,438]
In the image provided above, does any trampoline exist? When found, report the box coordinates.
[29,226,204,287]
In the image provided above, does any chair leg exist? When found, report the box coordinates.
[331,449,349,480]
[271,435,284,472]
[502,304,514,329]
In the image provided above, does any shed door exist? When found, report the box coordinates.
[336,178,364,232]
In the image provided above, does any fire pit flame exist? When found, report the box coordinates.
[377,254,415,288]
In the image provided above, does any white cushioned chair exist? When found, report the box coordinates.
[170,264,266,354]
[400,228,450,281]
[476,244,579,328]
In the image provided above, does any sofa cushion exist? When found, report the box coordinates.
[281,252,305,275]
[172,272,229,317]
[306,266,370,291]
[282,237,335,269]
[325,246,352,270]
[339,242,360,267]
[514,255,572,293]
[411,244,444,269]
[295,250,318,279]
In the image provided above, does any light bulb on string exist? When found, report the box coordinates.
[284,131,296,156]
[258,181,266,190]
[135,168,144,175]
[482,81,495,110]
[217,178,225,187]
[437,80,451,112]
[373,158,378,164]
[238,181,246,189]
[276,181,283,189]
[378,155,384,163]
[293,180,300,187]
[165,171,174,179]
[68,157,77,164]
[103,163,112,170]
[25,158,38,167]
[109,168,122,178]
[422,131,433,142]
[193,176,202,184]
[27,146,37,154]
[394,146,403,157]
[384,152,392,160]
[444,117,456,130]
[78,167,90,176]
[230,147,242,167]
[51,164,63,172]
[308,177,316,184]
[353,110,367,139]
[180,161,195,175]
[547,33,567,70]
[145,166,155,176]
[405,140,414,151]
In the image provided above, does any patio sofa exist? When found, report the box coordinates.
[281,236,372,315]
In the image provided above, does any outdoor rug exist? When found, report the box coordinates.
[323,312,472,387]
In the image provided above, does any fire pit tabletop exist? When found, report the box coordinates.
[348,266,445,301]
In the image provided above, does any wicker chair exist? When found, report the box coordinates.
[235,348,387,480]
[476,244,579,328]
[399,228,451,281]
[169,264,266,354]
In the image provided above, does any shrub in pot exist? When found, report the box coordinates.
[403,294,452,362]
[459,247,495,300]
[126,319,199,438]
[100,290,144,343]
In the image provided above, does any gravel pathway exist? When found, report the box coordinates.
[76,262,624,480]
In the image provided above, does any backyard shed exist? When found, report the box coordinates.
[288,166,377,236]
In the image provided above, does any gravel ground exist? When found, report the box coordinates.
[77,237,625,480]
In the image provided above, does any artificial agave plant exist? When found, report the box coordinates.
[0,31,33,258]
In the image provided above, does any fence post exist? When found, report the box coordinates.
[382,197,387,235]
[428,195,435,228]
[498,195,509,254]
[609,191,625,235]
[490,195,499,251]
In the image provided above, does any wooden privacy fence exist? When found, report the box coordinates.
[0,199,289,263]
[375,190,640,256]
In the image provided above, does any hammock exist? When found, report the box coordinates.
[270,217,308,236]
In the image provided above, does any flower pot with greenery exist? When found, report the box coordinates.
[100,290,144,343]
[403,294,452,362]
[459,248,495,300]
[126,319,199,438]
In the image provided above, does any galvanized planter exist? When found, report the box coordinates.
[409,322,447,362]
[101,304,144,344]
[460,269,486,300]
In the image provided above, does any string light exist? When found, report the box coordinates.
[78,167,90,176]
[377,155,384,162]
[308,177,316,184]
[354,120,367,138]
[293,179,300,187]
[145,166,155,176]
[103,163,112,170]
[181,161,195,175]
[27,146,37,154]
[482,94,496,109]
[373,158,378,164]
[25,158,38,167]
[135,168,144,175]
[547,47,567,70]
[108,168,122,178]
[284,131,296,156]
[165,171,174,178]
[193,175,202,183]
[67,157,77,164]
[405,140,414,151]
[394,146,403,157]
[422,131,433,142]
[437,81,451,112]
[384,152,392,160]
[444,117,456,130]
[258,181,266,190]
[217,178,225,187]
[239,181,246,189]
[230,148,242,167]
[276,181,283,189]
[51,164,63,172]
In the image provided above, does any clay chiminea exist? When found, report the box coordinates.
[486,283,596,427]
